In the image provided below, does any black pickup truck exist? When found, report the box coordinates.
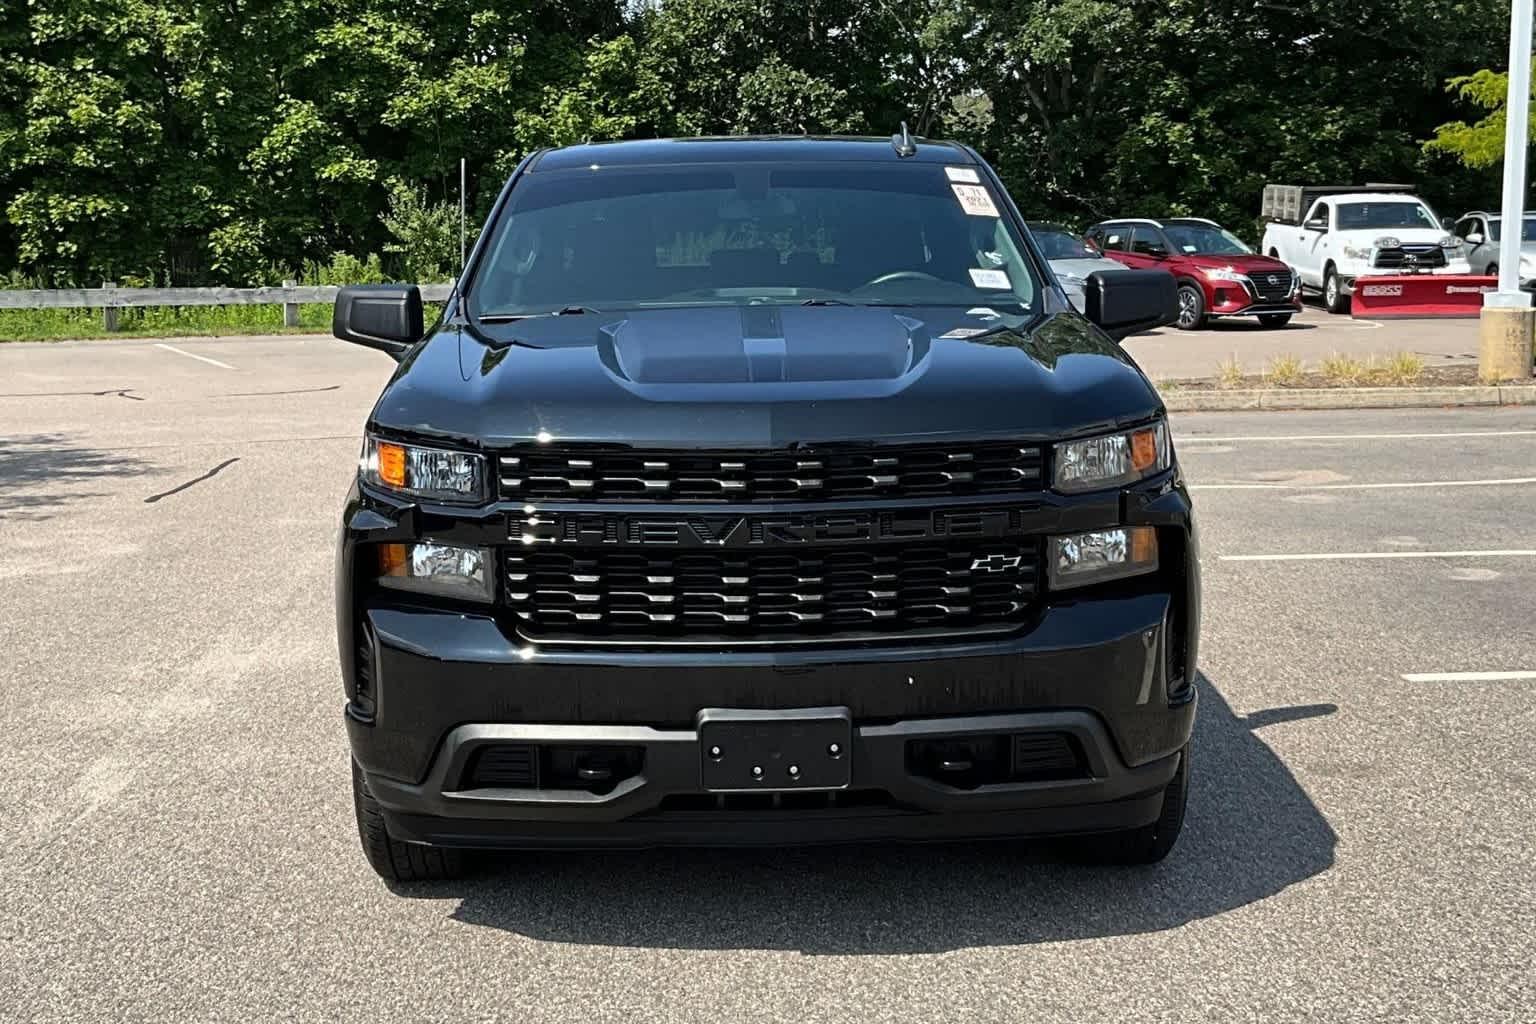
[333,134,1198,882]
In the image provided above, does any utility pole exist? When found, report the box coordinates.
[1481,0,1536,381]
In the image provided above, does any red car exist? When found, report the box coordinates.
[1085,218,1300,329]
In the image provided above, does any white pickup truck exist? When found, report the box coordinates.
[1260,185,1470,313]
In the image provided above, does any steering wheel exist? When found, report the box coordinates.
[858,270,943,289]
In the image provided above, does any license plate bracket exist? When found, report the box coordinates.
[697,707,852,792]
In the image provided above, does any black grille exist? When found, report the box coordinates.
[1373,245,1446,271]
[504,541,1039,639]
[463,744,538,788]
[1011,732,1087,781]
[496,443,1042,503]
[1248,269,1294,302]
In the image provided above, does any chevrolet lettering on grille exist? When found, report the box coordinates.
[511,507,1033,547]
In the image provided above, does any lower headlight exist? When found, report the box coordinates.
[1048,527,1159,589]
[377,542,493,602]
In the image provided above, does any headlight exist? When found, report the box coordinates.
[1048,527,1159,590]
[1374,236,1401,249]
[1200,266,1245,282]
[377,542,493,602]
[1439,235,1459,249]
[1342,244,1374,260]
[362,435,486,502]
[1053,420,1171,493]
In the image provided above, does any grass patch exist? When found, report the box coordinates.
[1215,355,1245,389]
[1319,352,1367,386]
[1264,353,1304,387]
[0,302,445,342]
[1374,350,1425,385]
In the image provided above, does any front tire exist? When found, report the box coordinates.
[1258,313,1293,328]
[353,760,466,882]
[1175,283,1206,330]
[1323,266,1350,314]
[1081,744,1190,865]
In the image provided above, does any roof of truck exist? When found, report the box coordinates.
[531,136,976,171]
[1313,193,1423,205]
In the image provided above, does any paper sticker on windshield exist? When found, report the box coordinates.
[969,268,1011,289]
[952,184,1000,218]
[945,166,981,184]
[940,327,988,339]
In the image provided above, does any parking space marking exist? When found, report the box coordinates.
[1191,476,1536,492]
[1402,671,1536,683]
[1222,549,1536,562]
[1180,430,1536,443]
[154,343,235,369]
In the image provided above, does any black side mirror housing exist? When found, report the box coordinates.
[333,285,424,359]
[1083,269,1178,340]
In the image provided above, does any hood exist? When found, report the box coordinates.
[370,306,1161,448]
[1049,257,1129,280]
[1180,253,1292,275]
[1330,226,1449,245]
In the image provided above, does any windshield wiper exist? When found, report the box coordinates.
[476,305,602,323]
[800,297,862,307]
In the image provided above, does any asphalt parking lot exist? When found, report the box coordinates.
[2,336,1533,1022]
[1122,300,1482,379]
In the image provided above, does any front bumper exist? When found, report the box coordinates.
[349,588,1196,848]
[339,473,1199,849]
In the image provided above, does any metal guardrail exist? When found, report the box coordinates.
[0,281,455,330]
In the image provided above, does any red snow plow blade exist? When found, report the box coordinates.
[1351,275,1496,318]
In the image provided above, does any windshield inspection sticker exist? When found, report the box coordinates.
[969,268,1012,289]
[951,183,1000,218]
[945,166,981,184]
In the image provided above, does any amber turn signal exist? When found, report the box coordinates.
[377,543,409,576]
[375,442,407,488]
[1129,428,1160,473]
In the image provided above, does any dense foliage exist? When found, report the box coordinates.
[0,0,1509,286]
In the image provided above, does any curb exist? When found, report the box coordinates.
[1163,385,1536,413]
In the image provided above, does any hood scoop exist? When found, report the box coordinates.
[600,307,927,385]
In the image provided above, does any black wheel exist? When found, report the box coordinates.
[353,759,466,882]
[1079,744,1190,865]
[1175,283,1206,330]
[1258,313,1293,328]
[1323,266,1350,314]
[1488,262,1499,278]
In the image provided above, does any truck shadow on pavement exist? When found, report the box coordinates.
[437,678,1337,953]
[0,433,155,521]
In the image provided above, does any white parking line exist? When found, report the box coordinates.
[1180,430,1536,443]
[1222,549,1536,562]
[154,343,235,370]
[1192,476,1536,492]
[1402,671,1536,683]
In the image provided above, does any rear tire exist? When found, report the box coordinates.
[1258,313,1293,328]
[1079,744,1189,865]
[1175,283,1206,330]
[353,760,466,882]
[1323,266,1350,314]
[1488,262,1499,278]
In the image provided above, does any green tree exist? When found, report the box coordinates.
[1426,70,1530,169]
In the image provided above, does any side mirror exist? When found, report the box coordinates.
[1465,231,1484,245]
[1304,217,1329,233]
[333,285,424,359]
[1083,269,1178,340]
[1441,216,1457,232]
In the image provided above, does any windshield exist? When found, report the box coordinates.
[1032,228,1099,260]
[1162,224,1250,255]
[1488,218,1536,242]
[468,163,1040,317]
[1336,202,1438,230]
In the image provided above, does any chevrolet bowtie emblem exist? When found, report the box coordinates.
[970,553,1022,573]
